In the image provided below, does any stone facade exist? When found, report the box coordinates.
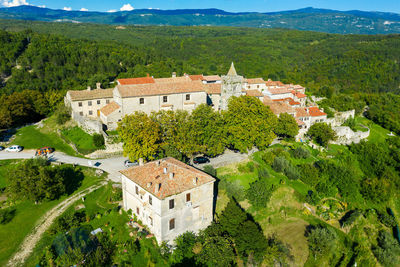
[220,63,245,110]
[121,158,215,244]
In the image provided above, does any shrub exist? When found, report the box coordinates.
[272,156,290,173]
[220,179,245,201]
[0,208,16,224]
[93,134,105,148]
[292,146,311,159]
[261,150,276,165]
[246,179,275,208]
[372,231,400,267]
[55,105,71,125]
[377,211,397,228]
[257,167,270,179]
[238,161,255,173]
[299,163,320,187]
[284,165,301,180]
[340,210,362,227]
[203,165,217,177]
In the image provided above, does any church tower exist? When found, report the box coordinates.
[220,62,245,110]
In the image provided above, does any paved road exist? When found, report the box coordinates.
[7,182,107,267]
[0,150,127,182]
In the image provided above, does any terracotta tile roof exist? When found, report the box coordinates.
[118,77,155,85]
[267,87,292,95]
[265,101,294,115]
[203,83,221,94]
[154,76,191,83]
[100,101,120,116]
[203,75,221,81]
[246,90,264,97]
[292,91,307,98]
[308,107,327,117]
[263,96,274,104]
[67,88,114,101]
[120,157,215,199]
[273,97,292,102]
[189,75,204,81]
[265,80,284,86]
[295,107,309,118]
[246,78,265,84]
[117,80,205,98]
[288,99,301,106]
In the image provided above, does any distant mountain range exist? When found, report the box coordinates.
[1,5,400,34]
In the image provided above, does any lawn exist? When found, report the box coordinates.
[355,116,391,143]
[0,164,106,266]
[0,160,18,188]
[61,126,97,155]
[11,125,77,156]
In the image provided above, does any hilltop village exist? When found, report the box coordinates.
[65,63,327,138]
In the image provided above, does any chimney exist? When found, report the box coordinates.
[169,172,174,179]
[163,167,167,174]
[96,82,101,89]
[139,158,144,166]
[172,72,176,78]
[192,177,198,185]
[155,183,161,193]
[87,86,91,91]
[146,73,150,77]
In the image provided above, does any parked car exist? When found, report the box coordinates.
[193,156,210,164]
[5,145,23,152]
[35,147,55,156]
[124,160,138,168]
[0,146,4,151]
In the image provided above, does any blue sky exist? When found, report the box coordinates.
[2,0,400,13]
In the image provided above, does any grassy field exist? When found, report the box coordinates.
[0,160,17,188]
[61,126,97,155]
[355,116,391,143]
[11,125,77,156]
[0,164,106,266]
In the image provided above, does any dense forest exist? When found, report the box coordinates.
[0,23,399,130]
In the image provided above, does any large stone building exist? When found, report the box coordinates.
[120,157,215,244]
[65,63,326,132]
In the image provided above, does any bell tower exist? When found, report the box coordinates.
[220,62,245,110]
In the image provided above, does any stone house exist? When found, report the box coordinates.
[120,157,215,244]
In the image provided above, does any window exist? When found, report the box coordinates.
[186,193,191,202]
[186,94,190,101]
[136,207,140,215]
[106,100,110,104]
[169,218,175,230]
[88,101,92,106]
[149,196,152,205]
[149,216,153,226]
[78,102,82,107]
[257,85,260,88]
[135,186,139,195]
[140,98,144,104]
[97,100,101,105]
[247,86,250,89]
[169,199,174,209]
[163,96,168,103]
[79,112,83,116]
[88,111,93,115]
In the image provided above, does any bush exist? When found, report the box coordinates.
[203,165,217,177]
[340,210,362,227]
[272,156,290,173]
[0,208,16,224]
[261,150,276,165]
[55,105,71,125]
[238,161,255,173]
[93,134,105,148]
[284,165,301,180]
[220,179,245,201]
[292,146,311,159]
[299,163,320,187]
[257,167,270,179]
[373,231,400,267]
[377,211,397,228]
[246,179,275,208]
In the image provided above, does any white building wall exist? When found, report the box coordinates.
[122,174,214,244]
[266,92,293,100]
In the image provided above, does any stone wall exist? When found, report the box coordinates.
[72,112,102,134]
[326,110,355,127]
[331,126,370,145]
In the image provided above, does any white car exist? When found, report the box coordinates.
[5,145,23,152]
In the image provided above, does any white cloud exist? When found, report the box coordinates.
[80,8,88,11]
[120,3,134,11]
[63,6,72,11]
[2,0,29,7]
[107,9,117,13]
[38,5,45,8]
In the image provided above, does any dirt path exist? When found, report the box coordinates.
[7,182,107,267]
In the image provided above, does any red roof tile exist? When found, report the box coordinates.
[265,80,284,86]
[267,88,292,95]
[308,107,327,117]
[246,78,265,84]
[202,75,221,81]
[67,88,114,101]
[189,75,204,81]
[120,157,215,199]
[246,90,264,97]
[100,101,120,116]
[118,77,155,85]
[203,84,221,94]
